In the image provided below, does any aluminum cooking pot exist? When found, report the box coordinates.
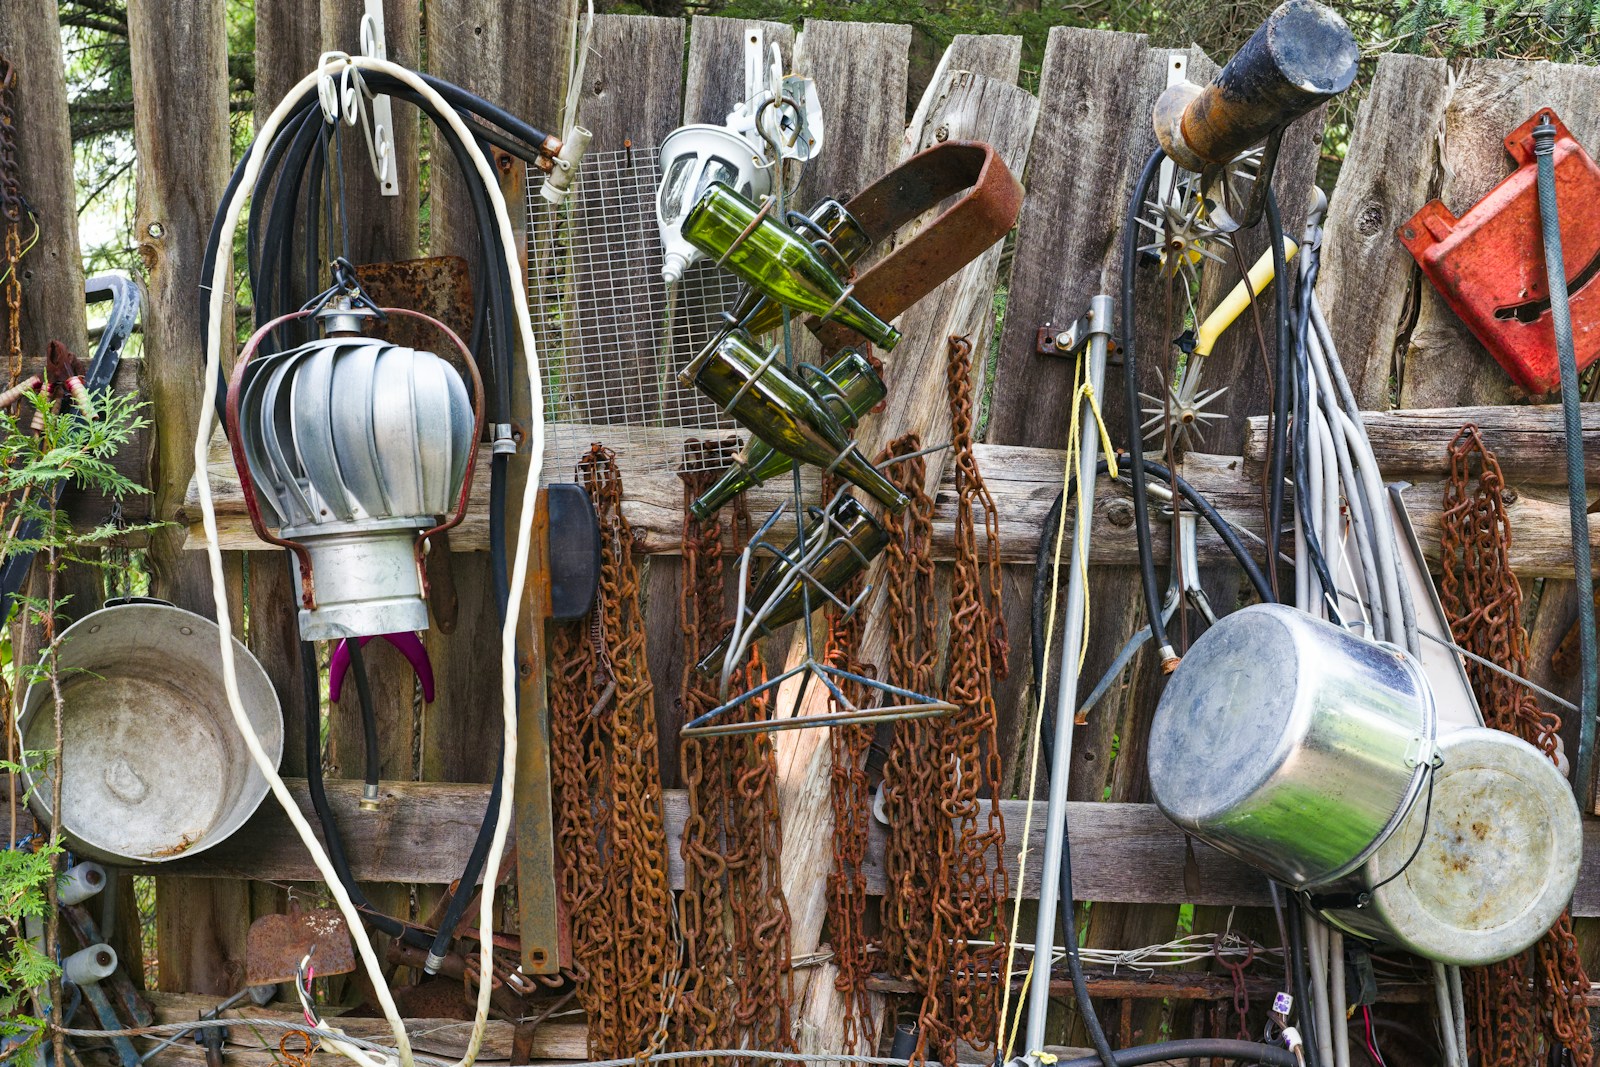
[17,599,281,864]
[1148,603,1436,889]
[1311,724,1580,966]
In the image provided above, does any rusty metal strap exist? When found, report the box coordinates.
[809,140,1022,352]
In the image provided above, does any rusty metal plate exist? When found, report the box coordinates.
[245,903,356,986]
[354,257,475,378]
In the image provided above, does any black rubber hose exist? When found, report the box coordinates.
[299,638,431,950]
[1055,1040,1296,1066]
[347,640,382,797]
[1031,457,1276,709]
[1533,113,1598,801]
[421,453,513,972]
[1286,893,1319,1067]
[1266,192,1293,603]
[1121,148,1175,662]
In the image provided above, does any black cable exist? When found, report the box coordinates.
[419,452,513,973]
[1265,193,1293,603]
[1031,457,1275,715]
[1285,893,1318,1067]
[1533,113,1598,801]
[1055,1041,1297,1067]
[298,636,431,950]
[347,640,382,798]
[1121,149,1175,663]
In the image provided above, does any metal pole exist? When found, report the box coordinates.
[1024,293,1114,1055]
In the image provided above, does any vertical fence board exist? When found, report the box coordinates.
[983,27,1214,1044]
[128,0,246,996]
[683,17,796,127]
[801,61,1039,1053]
[759,18,910,1054]
[315,0,427,956]
[419,0,573,786]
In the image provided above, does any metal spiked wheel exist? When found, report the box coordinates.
[1137,148,1262,454]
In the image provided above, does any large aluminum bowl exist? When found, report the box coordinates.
[18,600,281,863]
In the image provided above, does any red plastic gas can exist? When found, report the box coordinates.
[1398,109,1600,396]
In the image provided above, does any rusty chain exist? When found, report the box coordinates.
[876,435,945,1030]
[909,336,1012,1065]
[548,446,677,1058]
[675,442,795,1062]
[823,464,876,1053]
[1,54,23,388]
[1440,425,1591,1067]
[676,447,738,1058]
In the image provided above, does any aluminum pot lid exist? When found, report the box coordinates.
[1356,725,1580,966]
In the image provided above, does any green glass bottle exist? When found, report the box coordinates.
[682,183,901,351]
[696,495,889,678]
[690,348,886,521]
[732,199,872,336]
[684,329,907,513]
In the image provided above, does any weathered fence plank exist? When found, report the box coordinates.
[128,0,247,997]
[147,779,1600,919]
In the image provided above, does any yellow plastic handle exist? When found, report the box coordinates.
[1193,236,1299,357]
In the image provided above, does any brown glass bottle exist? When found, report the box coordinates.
[682,183,901,350]
[695,495,888,678]
[690,348,885,520]
[684,329,907,513]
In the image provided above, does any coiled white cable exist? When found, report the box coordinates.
[195,52,542,1067]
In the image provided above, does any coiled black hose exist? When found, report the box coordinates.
[210,69,548,974]
[1056,1041,1297,1066]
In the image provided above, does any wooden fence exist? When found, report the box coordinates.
[3,0,1599,1060]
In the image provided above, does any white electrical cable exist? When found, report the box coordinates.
[1328,929,1349,1067]
[195,53,542,1067]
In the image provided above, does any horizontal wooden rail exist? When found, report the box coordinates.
[184,405,1598,576]
[143,779,1600,916]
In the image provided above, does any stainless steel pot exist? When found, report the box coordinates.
[1148,603,1436,888]
[1312,725,1580,965]
[17,599,281,864]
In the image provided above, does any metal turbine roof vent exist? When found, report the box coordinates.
[227,301,481,641]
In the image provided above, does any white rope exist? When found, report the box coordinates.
[196,53,543,1067]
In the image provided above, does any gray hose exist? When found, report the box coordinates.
[1533,112,1598,801]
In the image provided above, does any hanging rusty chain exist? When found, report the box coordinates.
[910,335,1012,1065]
[1212,936,1254,1042]
[675,441,794,1061]
[876,435,945,1020]
[1440,425,1592,1067]
[822,462,877,1053]
[1,54,24,388]
[548,446,677,1057]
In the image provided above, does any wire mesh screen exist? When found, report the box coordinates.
[526,147,747,475]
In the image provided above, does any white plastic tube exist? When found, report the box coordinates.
[63,944,117,986]
[58,862,106,905]
[195,53,543,1067]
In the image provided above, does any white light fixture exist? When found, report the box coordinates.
[655,31,822,285]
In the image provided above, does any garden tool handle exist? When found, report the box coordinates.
[1193,236,1299,357]
[1153,0,1357,173]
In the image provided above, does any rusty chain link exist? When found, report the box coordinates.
[907,336,1012,1065]
[548,446,677,1058]
[876,435,945,1033]
[822,463,876,1053]
[675,442,795,1063]
[1440,425,1591,1067]
[1,54,24,388]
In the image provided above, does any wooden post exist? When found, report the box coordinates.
[127,0,243,996]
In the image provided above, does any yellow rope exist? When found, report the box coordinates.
[995,345,1114,1060]
[0,214,40,288]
